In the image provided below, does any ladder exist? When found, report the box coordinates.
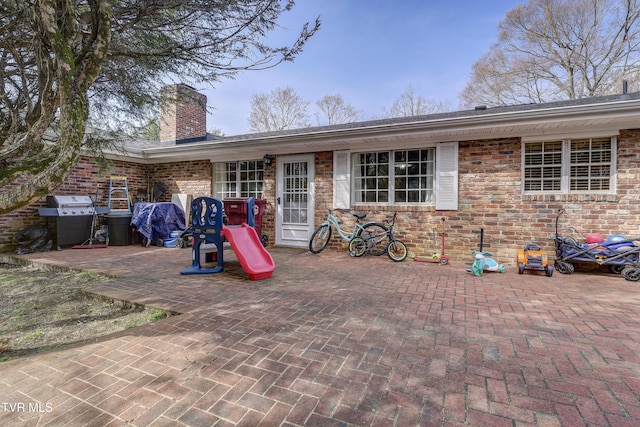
[108,176,131,211]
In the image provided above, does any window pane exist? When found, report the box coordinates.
[353,149,434,204]
[569,138,612,192]
[215,160,265,199]
[524,141,562,192]
[353,151,390,203]
[392,149,435,203]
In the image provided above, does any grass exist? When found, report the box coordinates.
[0,262,175,361]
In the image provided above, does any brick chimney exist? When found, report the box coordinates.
[160,84,207,143]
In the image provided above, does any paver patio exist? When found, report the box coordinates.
[1,245,640,426]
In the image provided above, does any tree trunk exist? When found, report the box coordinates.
[0,0,111,215]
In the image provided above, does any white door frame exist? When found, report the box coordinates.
[275,154,315,247]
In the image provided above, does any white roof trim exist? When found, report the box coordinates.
[112,96,640,164]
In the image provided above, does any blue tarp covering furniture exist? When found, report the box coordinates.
[131,202,185,245]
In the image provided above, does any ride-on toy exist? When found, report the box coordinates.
[468,228,505,276]
[413,217,449,265]
[517,243,553,276]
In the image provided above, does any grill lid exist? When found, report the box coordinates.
[47,195,94,207]
[46,195,95,216]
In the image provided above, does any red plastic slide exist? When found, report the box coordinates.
[222,223,275,280]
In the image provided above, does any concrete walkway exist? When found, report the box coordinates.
[1,245,640,426]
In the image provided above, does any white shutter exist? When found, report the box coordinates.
[333,150,351,209]
[212,162,226,199]
[435,142,458,210]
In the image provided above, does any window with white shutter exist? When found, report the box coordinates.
[346,142,458,210]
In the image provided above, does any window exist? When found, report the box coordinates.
[352,149,435,204]
[214,160,264,199]
[282,161,308,224]
[524,141,562,191]
[523,138,614,193]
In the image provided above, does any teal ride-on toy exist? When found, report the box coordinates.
[470,250,506,275]
[468,228,505,276]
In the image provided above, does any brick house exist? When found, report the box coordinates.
[3,83,640,265]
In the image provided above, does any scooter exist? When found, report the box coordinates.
[414,217,449,264]
[468,228,505,276]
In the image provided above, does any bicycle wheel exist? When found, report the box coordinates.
[357,223,388,256]
[387,240,408,262]
[309,224,332,253]
[348,237,367,257]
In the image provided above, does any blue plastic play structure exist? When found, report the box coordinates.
[180,197,225,275]
[180,196,275,280]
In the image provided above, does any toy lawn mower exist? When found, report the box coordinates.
[517,243,553,276]
[174,226,193,248]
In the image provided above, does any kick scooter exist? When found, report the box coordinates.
[468,228,505,276]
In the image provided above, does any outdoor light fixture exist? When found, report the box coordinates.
[263,154,274,167]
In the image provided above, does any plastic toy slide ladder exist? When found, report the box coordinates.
[222,223,275,280]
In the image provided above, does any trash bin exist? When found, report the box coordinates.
[253,199,267,240]
[107,212,132,246]
[223,198,250,226]
[223,197,268,246]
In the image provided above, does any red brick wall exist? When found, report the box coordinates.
[0,156,147,251]
[5,130,640,262]
[147,160,212,202]
[311,132,640,265]
[0,157,214,252]
[260,161,276,245]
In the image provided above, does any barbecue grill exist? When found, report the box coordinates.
[38,195,109,249]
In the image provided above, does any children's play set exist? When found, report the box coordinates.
[180,197,275,281]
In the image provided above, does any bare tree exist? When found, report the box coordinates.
[315,94,363,125]
[0,1,320,214]
[461,0,640,107]
[383,85,452,118]
[248,87,311,132]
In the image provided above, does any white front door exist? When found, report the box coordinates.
[276,154,315,247]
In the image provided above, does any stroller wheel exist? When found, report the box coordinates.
[622,267,640,282]
[554,261,574,274]
[610,265,626,275]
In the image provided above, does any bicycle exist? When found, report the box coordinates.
[309,209,388,255]
[349,212,408,262]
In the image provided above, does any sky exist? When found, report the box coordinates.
[200,0,524,136]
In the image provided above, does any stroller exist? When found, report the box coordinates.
[554,208,640,281]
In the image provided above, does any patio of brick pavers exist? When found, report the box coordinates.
[1,245,640,426]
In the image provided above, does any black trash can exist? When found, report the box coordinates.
[107,212,132,246]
